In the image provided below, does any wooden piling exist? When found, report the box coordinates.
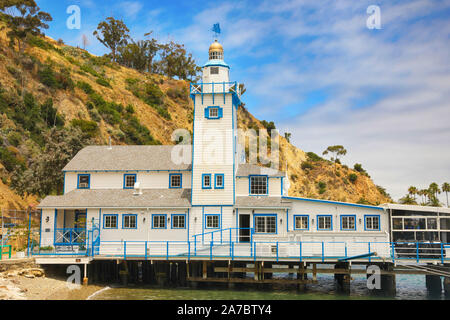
[426,274,442,298]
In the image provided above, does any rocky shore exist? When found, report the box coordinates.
[0,259,105,300]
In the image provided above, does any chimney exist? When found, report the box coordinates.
[133,182,143,196]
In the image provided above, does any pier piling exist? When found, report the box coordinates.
[425,274,442,298]
[334,263,350,294]
[444,277,450,299]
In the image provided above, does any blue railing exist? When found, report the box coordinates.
[192,227,254,245]
[31,240,450,264]
[54,228,87,245]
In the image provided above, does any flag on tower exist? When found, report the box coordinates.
[212,23,221,36]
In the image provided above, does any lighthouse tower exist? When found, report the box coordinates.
[190,40,240,206]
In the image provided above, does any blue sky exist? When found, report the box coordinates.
[35,0,450,202]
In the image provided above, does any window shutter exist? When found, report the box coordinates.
[205,108,209,118]
[218,107,223,118]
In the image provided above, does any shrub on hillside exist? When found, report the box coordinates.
[348,173,358,183]
[301,161,314,170]
[306,152,324,162]
[96,77,112,88]
[77,81,95,95]
[71,119,99,138]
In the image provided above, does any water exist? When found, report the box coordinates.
[91,274,446,300]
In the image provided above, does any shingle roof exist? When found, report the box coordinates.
[235,196,291,208]
[38,189,192,208]
[236,164,285,177]
[63,146,192,172]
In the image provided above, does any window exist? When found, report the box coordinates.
[393,218,403,230]
[254,215,277,234]
[202,174,212,189]
[123,215,137,229]
[152,215,166,229]
[365,215,380,231]
[170,174,182,189]
[250,176,268,195]
[210,67,219,74]
[78,174,90,189]
[317,215,332,231]
[172,215,186,229]
[294,216,309,230]
[104,215,117,229]
[124,174,137,189]
[215,174,224,189]
[341,215,356,231]
[205,107,223,119]
[206,215,220,229]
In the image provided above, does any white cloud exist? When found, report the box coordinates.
[176,0,450,202]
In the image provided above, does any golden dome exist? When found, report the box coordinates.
[209,40,223,53]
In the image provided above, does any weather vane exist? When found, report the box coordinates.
[212,23,221,40]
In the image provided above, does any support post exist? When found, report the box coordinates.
[426,274,442,298]
[83,263,88,286]
[334,262,350,294]
[444,277,450,299]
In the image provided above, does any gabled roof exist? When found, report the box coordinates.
[236,196,291,209]
[236,164,285,178]
[63,146,192,172]
[38,189,192,209]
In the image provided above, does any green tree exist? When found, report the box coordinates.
[93,17,130,62]
[442,182,450,207]
[155,41,201,81]
[284,132,291,143]
[0,0,52,53]
[323,145,347,169]
[428,182,441,199]
[10,127,91,197]
[399,195,417,205]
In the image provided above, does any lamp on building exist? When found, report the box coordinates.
[280,218,283,224]
[312,218,315,225]
[143,217,146,224]
[45,217,49,223]
[359,218,362,225]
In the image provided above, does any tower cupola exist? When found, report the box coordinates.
[209,40,224,60]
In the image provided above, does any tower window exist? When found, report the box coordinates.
[250,176,268,195]
[202,174,212,189]
[210,67,219,75]
[170,174,182,189]
[215,174,224,189]
[205,106,223,119]
[209,51,223,60]
[77,174,90,189]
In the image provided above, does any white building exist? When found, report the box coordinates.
[36,39,392,262]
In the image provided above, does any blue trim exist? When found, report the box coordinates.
[53,209,57,246]
[232,102,236,205]
[215,174,225,189]
[190,97,196,204]
[38,209,43,248]
[203,60,230,68]
[253,214,278,234]
[202,174,212,189]
[364,215,381,231]
[205,214,221,229]
[171,214,187,229]
[293,215,309,231]
[282,196,384,211]
[122,214,138,229]
[169,173,183,189]
[152,214,167,229]
[123,174,137,189]
[317,215,333,231]
[63,172,66,194]
[77,174,90,189]
[103,214,118,229]
[249,175,269,196]
[205,106,223,120]
[340,215,356,231]
[187,209,190,241]
[286,209,289,232]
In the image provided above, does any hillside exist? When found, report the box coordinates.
[0,28,392,210]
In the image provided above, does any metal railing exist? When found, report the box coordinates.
[30,240,450,264]
[192,227,254,245]
[54,228,87,245]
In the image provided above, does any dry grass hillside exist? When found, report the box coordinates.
[0,27,392,209]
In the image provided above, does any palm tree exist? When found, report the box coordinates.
[429,182,441,199]
[408,186,418,200]
[442,182,450,207]
[399,195,417,205]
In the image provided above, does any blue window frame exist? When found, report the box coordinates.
[202,174,212,189]
[123,174,137,189]
[294,215,309,230]
[317,215,333,231]
[172,214,186,229]
[205,106,223,119]
[103,214,118,229]
[254,214,277,234]
[341,215,356,231]
[77,174,90,189]
[365,215,380,231]
[152,214,167,229]
[249,175,268,195]
[122,214,137,229]
[169,174,182,189]
[215,174,225,189]
[205,214,221,229]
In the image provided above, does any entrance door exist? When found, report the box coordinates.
[239,214,251,243]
